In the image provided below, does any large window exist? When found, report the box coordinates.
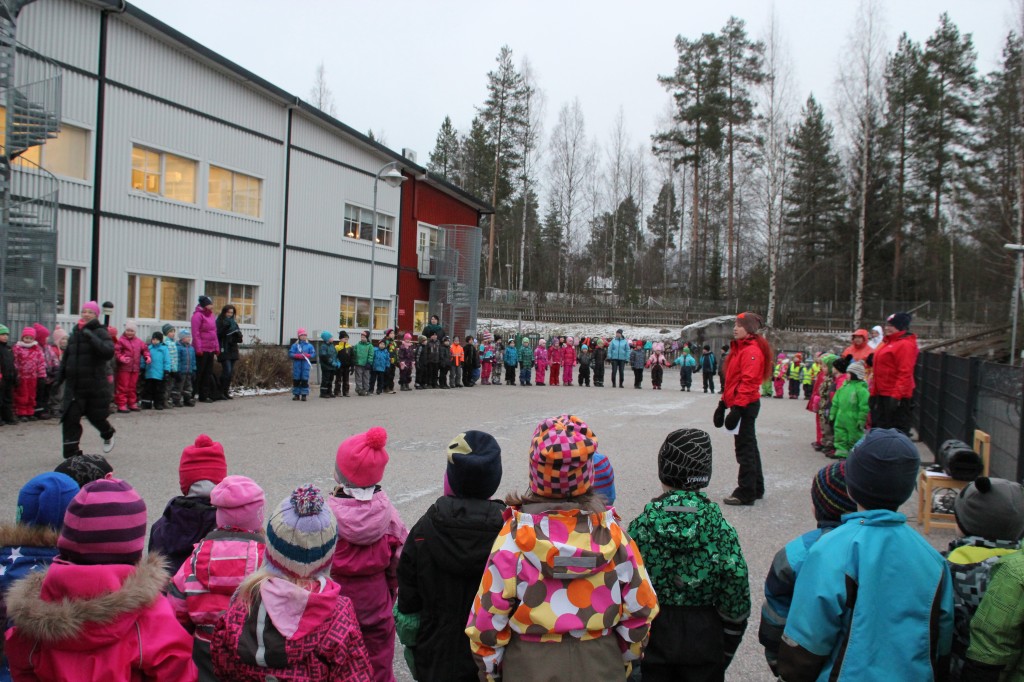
[0,109,91,180]
[131,145,196,203]
[56,266,85,316]
[413,301,430,333]
[206,281,258,325]
[208,165,262,217]
[339,295,390,331]
[127,274,190,320]
[343,204,395,247]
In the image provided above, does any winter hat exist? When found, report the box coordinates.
[151,331,163,343]
[335,426,390,488]
[296,328,308,338]
[777,353,787,360]
[853,329,869,340]
[320,330,333,342]
[658,428,712,491]
[954,477,1024,541]
[616,329,624,335]
[0,324,8,336]
[54,453,114,487]
[404,332,412,341]
[198,295,213,307]
[811,462,857,522]
[845,429,920,511]
[20,326,35,339]
[581,344,588,351]
[736,311,764,335]
[528,414,597,498]
[123,321,137,333]
[179,329,191,339]
[847,361,866,380]
[17,473,79,529]
[179,434,228,495]
[211,475,266,532]
[161,323,175,335]
[887,312,912,332]
[82,301,100,316]
[339,331,349,339]
[264,485,337,579]
[445,430,502,499]
[538,338,546,347]
[58,478,147,565]
[32,324,49,345]
[592,452,616,505]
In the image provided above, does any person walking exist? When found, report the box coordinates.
[60,302,116,457]
[190,296,220,403]
[608,329,629,388]
[215,305,242,400]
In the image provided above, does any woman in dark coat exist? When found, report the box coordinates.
[60,301,116,457]
[215,305,242,400]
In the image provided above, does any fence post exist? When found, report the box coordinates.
[1018,365,1024,483]
[965,357,980,439]
[936,353,949,447]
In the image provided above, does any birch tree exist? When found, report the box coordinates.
[309,61,337,116]
[515,59,545,293]
[548,99,590,294]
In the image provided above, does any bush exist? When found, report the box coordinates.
[231,339,292,390]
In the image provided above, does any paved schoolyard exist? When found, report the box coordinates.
[0,383,952,681]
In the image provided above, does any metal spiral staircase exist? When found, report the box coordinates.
[0,0,61,330]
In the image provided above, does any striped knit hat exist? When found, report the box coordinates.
[658,429,712,490]
[57,478,147,565]
[592,452,616,505]
[811,462,857,522]
[264,485,337,579]
[529,415,597,498]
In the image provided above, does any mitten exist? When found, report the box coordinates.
[866,353,874,368]
[713,400,726,428]
[724,406,742,430]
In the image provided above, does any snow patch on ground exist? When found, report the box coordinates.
[230,387,292,397]
[478,318,686,341]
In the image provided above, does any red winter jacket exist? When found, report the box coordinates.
[115,335,150,374]
[870,331,918,400]
[723,336,766,408]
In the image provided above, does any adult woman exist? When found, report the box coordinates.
[215,304,242,400]
[717,312,773,506]
[870,312,918,435]
[59,301,116,457]
[607,328,629,388]
[190,295,220,403]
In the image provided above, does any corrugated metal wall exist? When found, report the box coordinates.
[18,0,99,72]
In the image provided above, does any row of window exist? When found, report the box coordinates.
[339,295,391,331]
[342,204,396,248]
[131,145,262,218]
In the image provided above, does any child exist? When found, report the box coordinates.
[630,340,646,389]
[169,475,267,681]
[439,336,453,389]
[577,343,593,386]
[561,336,577,386]
[289,328,315,402]
[162,324,180,408]
[531,338,547,386]
[13,327,45,421]
[319,330,340,398]
[415,335,429,389]
[773,354,788,398]
[330,427,409,682]
[114,322,147,412]
[464,336,480,387]
[211,485,373,680]
[961,550,1024,680]
[802,357,817,399]
[5,478,197,679]
[592,451,615,505]
[629,428,749,680]
[548,337,562,386]
[699,344,718,393]
[451,336,465,388]
[0,324,15,425]
[466,415,658,680]
[149,434,227,576]
[788,353,804,399]
[944,477,1024,679]
[829,360,869,459]
[518,337,533,386]
[54,452,114,488]
[502,337,518,386]
[593,338,607,387]
[647,341,671,390]
[47,326,68,418]
[395,431,505,682]
[335,331,353,397]
[177,330,196,406]
[759,462,857,675]
[777,429,954,681]
[31,324,56,419]
[480,335,495,386]
[371,339,391,395]
[140,330,170,410]
[398,333,416,391]
[492,334,504,385]
[814,355,838,455]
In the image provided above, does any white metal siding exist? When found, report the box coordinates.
[54,69,98,128]
[19,0,100,74]
[55,208,92,264]
[291,115,391,174]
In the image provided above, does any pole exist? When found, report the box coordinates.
[369,173,380,339]
[1012,251,1022,366]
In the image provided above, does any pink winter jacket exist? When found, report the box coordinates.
[533,346,549,366]
[548,345,564,365]
[190,306,219,355]
[13,341,46,381]
[5,555,197,681]
[115,335,150,374]
[562,345,577,367]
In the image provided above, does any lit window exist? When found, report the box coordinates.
[131,145,196,203]
[339,295,390,331]
[339,296,358,329]
[413,301,430,333]
[0,108,91,180]
[127,273,191,320]
[208,165,262,217]
[57,266,85,316]
[342,204,394,247]
[206,281,258,325]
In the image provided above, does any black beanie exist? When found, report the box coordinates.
[658,429,712,490]
[886,312,911,332]
[446,431,502,499]
[845,429,919,511]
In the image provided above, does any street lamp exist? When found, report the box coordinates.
[1005,243,1024,365]
[369,161,405,337]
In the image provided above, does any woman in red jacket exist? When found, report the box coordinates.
[869,312,918,436]
[716,312,773,506]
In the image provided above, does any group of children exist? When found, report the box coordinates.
[0,323,66,425]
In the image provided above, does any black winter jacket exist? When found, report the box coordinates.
[463,344,479,372]
[216,316,242,361]
[0,340,16,384]
[59,319,114,394]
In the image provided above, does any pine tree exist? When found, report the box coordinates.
[428,116,460,181]
[458,116,496,210]
[647,180,680,295]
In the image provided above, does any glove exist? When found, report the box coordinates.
[724,406,742,430]
[866,353,874,368]
[195,350,204,357]
[713,400,726,428]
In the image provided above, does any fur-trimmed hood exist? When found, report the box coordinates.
[0,523,60,548]
[6,554,169,647]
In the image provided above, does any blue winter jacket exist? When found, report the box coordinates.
[164,337,179,373]
[289,341,315,380]
[177,343,196,374]
[778,509,954,682]
[608,337,630,361]
[372,347,391,372]
[629,348,646,370]
[142,342,171,380]
[503,345,519,366]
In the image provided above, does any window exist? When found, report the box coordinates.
[339,295,389,330]
[0,109,91,180]
[413,301,430,333]
[206,281,258,325]
[131,145,196,203]
[208,165,262,217]
[56,266,85,316]
[127,274,190,320]
[343,204,395,247]
[417,224,441,256]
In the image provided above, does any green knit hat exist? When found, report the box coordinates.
[0,324,9,335]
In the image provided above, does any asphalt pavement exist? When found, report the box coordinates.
[0,381,953,681]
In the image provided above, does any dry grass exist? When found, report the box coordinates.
[231,339,292,389]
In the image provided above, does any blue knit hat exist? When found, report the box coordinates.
[17,473,80,529]
[592,452,616,505]
[265,485,337,579]
[845,429,920,511]
[320,330,333,342]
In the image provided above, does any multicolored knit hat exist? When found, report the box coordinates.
[528,415,597,498]
[335,427,390,488]
[658,429,712,490]
[264,485,337,579]
[54,454,114,488]
[179,434,228,495]
[58,478,147,565]
[811,462,857,522]
[592,452,616,505]
[17,473,79,529]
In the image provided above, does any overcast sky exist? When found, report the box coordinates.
[132,0,1015,169]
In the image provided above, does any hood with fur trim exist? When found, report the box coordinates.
[0,523,60,549]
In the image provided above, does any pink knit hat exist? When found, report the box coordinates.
[20,326,35,339]
[297,328,308,337]
[211,475,265,531]
[82,301,100,316]
[58,478,147,565]
[403,332,412,340]
[335,427,390,487]
[124,321,137,333]
[32,323,49,345]
[51,325,67,346]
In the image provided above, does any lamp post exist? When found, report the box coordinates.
[369,161,405,338]
[1005,243,1024,365]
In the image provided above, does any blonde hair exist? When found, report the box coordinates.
[236,568,325,612]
